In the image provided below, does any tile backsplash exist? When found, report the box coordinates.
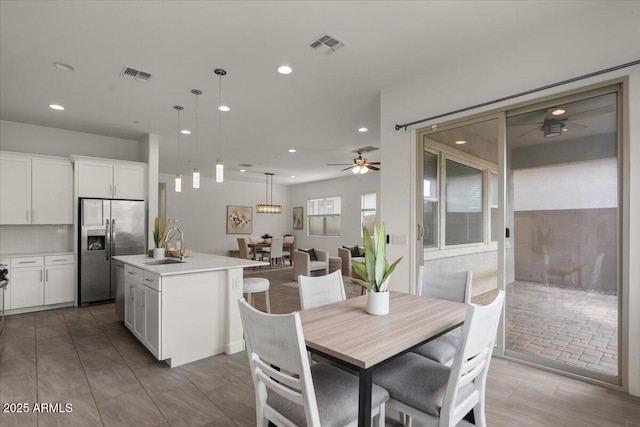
[0,225,73,255]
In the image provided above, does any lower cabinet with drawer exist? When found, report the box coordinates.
[8,254,75,311]
[124,264,161,358]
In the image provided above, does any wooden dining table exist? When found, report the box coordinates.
[299,291,468,427]
[247,241,293,261]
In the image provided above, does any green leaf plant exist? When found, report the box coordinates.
[351,223,403,292]
[153,217,171,249]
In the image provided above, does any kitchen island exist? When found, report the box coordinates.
[113,252,266,367]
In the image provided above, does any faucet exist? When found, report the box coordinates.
[166,227,185,260]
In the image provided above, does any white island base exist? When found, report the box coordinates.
[113,253,266,367]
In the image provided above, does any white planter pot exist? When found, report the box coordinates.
[153,247,165,259]
[366,290,389,315]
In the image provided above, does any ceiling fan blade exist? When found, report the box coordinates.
[365,161,381,165]
[517,125,541,138]
[566,105,615,121]
[341,166,354,171]
[367,165,380,171]
[564,122,587,132]
[327,163,353,166]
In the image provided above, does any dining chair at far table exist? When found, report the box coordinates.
[283,235,295,265]
[412,267,472,367]
[266,236,285,268]
[238,237,257,260]
[238,299,388,427]
[373,290,505,427]
[298,270,346,310]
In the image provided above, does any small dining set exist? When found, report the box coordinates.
[237,235,294,268]
[238,265,505,427]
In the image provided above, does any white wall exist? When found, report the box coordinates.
[290,173,380,256]
[0,120,140,160]
[380,57,639,393]
[160,173,291,255]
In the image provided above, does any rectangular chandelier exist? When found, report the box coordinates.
[256,204,282,214]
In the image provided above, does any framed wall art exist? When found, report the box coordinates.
[293,206,303,230]
[227,205,253,234]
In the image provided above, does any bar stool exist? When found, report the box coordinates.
[243,277,271,313]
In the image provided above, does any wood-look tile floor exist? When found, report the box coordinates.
[1,267,638,426]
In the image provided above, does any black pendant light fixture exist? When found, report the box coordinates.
[214,68,227,183]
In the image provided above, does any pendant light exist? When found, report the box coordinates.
[191,89,202,188]
[214,68,227,183]
[256,173,282,214]
[173,105,184,192]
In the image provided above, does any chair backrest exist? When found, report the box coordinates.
[441,290,504,426]
[284,235,294,244]
[249,236,262,244]
[417,266,472,304]
[238,299,321,426]
[270,237,284,257]
[589,253,604,289]
[298,270,346,310]
[237,238,250,259]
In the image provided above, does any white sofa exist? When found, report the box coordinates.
[338,246,365,279]
[293,249,329,281]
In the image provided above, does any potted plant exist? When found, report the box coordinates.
[351,223,402,315]
[152,217,171,258]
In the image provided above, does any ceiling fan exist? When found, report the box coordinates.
[327,150,381,174]
[516,104,615,139]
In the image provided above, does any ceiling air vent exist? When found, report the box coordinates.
[120,66,152,83]
[309,34,344,55]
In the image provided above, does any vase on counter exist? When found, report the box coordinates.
[153,247,165,258]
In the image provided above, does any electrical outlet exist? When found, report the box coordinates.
[232,278,241,291]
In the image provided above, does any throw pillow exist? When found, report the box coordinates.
[302,248,318,261]
[350,245,361,258]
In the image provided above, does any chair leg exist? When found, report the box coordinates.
[376,403,385,427]
[247,292,252,307]
[264,290,271,313]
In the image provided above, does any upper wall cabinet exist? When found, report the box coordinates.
[77,159,146,200]
[0,152,73,225]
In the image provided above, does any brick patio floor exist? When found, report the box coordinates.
[501,281,618,376]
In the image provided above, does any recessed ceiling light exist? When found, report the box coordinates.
[181,129,191,135]
[218,105,230,112]
[239,169,246,173]
[49,104,64,111]
[277,65,292,75]
[455,140,466,145]
[53,62,75,72]
[290,175,296,178]
[552,108,566,116]
[358,127,368,132]
[288,149,296,153]
[563,128,568,132]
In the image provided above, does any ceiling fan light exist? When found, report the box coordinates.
[360,166,369,174]
[352,166,360,174]
[543,122,564,137]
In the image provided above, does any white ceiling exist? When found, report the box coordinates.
[1,1,637,184]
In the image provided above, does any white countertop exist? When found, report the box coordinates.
[113,252,267,276]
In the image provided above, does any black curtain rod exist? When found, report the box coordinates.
[394,59,640,131]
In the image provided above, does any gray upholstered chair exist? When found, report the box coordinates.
[412,266,472,366]
[337,245,365,279]
[298,270,346,310]
[373,291,504,427]
[292,249,329,281]
[238,299,388,426]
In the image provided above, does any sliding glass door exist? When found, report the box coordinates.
[504,86,621,383]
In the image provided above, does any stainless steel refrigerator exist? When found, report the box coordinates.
[79,199,146,307]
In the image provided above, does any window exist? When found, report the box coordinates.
[308,196,341,236]
[445,159,484,245]
[423,150,438,248]
[361,193,377,236]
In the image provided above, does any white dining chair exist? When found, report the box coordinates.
[298,270,346,310]
[267,236,285,268]
[373,291,504,427]
[238,299,388,427]
[412,266,472,366]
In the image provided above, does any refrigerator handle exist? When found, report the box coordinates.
[106,219,110,261]
[111,219,116,257]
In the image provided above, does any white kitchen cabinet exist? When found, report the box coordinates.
[0,153,32,224]
[43,255,74,305]
[123,265,160,358]
[77,158,146,200]
[10,257,44,309]
[0,152,73,225]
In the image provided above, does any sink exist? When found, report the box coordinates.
[144,258,186,265]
